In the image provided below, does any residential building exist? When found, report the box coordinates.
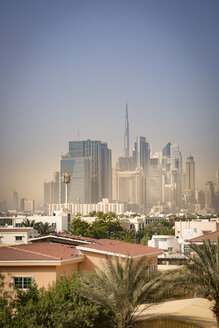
[0,238,163,291]
[49,198,125,216]
[13,212,70,232]
[175,219,219,254]
[0,227,39,245]
[188,230,219,245]
[148,235,179,253]
[120,216,146,232]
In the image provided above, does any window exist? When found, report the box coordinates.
[15,236,22,241]
[52,223,56,228]
[13,276,32,290]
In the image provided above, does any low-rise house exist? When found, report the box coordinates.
[0,227,39,245]
[0,237,163,291]
[175,220,219,254]
[148,235,178,253]
[13,211,70,232]
[120,216,146,232]
[0,243,84,290]
[187,230,219,245]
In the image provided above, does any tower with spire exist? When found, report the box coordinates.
[124,102,130,158]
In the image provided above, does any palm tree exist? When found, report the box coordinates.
[22,218,36,228]
[162,238,219,327]
[79,256,164,328]
[35,222,55,235]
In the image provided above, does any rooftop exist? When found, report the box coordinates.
[77,239,163,258]
[0,242,79,261]
[188,231,219,243]
[0,228,34,233]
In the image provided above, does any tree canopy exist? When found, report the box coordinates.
[70,213,134,242]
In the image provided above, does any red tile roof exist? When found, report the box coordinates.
[0,228,33,232]
[77,239,163,257]
[0,243,79,261]
[48,232,97,243]
[188,231,219,243]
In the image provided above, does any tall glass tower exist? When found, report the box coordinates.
[124,102,130,158]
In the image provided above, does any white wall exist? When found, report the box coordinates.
[0,228,38,245]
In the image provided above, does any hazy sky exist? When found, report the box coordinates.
[0,0,219,204]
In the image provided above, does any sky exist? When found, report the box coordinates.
[0,0,219,205]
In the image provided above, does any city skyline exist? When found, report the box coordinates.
[0,0,219,203]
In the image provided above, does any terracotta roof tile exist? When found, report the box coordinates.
[0,243,78,261]
[77,239,163,257]
[188,231,219,243]
[49,232,97,243]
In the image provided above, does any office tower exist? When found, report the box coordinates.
[44,172,59,207]
[61,140,112,204]
[20,198,25,211]
[185,155,195,205]
[60,157,91,204]
[205,181,215,210]
[195,190,205,209]
[124,102,129,158]
[147,152,162,208]
[13,191,18,211]
[133,136,150,172]
[112,168,146,209]
[162,143,182,210]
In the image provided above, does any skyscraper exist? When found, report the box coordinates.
[185,155,195,204]
[162,143,182,210]
[60,157,91,204]
[60,140,112,204]
[205,181,215,210]
[44,172,59,208]
[124,102,129,158]
[13,191,18,211]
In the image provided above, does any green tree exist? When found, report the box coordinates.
[162,238,219,327]
[0,273,13,328]
[34,222,55,235]
[22,218,36,228]
[79,256,163,328]
[70,217,90,236]
[12,273,108,328]
[22,219,55,235]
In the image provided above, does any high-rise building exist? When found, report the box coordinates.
[147,152,162,208]
[13,191,18,211]
[133,136,150,172]
[60,157,91,204]
[185,155,195,205]
[205,181,215,210]
[124,102,129,158]
[44,172,59,207]
[112,168,146,210]
[162,143,182,210]
[60,140,112,204]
